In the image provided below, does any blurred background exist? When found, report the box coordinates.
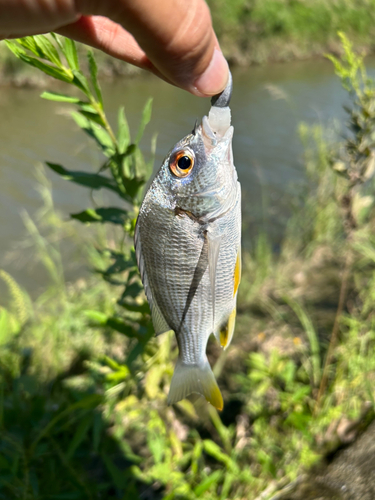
[1,2,375,499]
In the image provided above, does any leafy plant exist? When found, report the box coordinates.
[6,35,156,352]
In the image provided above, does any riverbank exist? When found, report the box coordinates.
[2,0,375,86]
[209,0,375,64]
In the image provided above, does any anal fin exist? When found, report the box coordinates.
[233,247,241,297]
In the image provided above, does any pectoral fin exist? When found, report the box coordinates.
[178,236,209,333]
[207,231,223,331]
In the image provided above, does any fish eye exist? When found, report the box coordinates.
[169,149,195,178]
[178,156,191,170]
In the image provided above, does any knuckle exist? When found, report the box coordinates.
[93,17,122,53]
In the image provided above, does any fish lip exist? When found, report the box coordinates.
[201,116,233,145]
[202,116,217,144]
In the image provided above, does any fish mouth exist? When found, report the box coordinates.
[202,97,232,145]
[202,111,233,145]
[201,110,235,177]
[202,69,233,142]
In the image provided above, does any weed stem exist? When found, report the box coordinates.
[315,251,352,412]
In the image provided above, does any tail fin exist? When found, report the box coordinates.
[167,357,223,410]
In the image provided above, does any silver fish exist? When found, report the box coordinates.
[135,72,241,410]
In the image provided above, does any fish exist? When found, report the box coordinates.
[134,71,241,410]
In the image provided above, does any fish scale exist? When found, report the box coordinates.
[135,71,241,410]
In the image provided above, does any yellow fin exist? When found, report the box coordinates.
[233,247,242,297]
[207,382,224,411]
[168,357,223,411]
[219,308,236,349]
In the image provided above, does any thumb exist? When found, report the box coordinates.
[77,0,229,96]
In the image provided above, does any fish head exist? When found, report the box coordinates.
[156,106,237,219]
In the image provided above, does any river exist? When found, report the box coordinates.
[0,57,363,295]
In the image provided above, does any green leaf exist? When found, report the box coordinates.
[118,144,137,180]
[83,311,140,339]
[120,282,143,299]
[31,394,103,452]
[135,97,153,145]
[5,43,73,82]
[26,59,71,82]
[119,302,150,314]
[51,33,65,52]
[194,470,222,497]
[83,310,108,325]
[64,38,79,71]
[118,107,131,153]
[34,35,62,67]
[70,207,129,225]
[66,414,92,459]
[220,473,234,500]
[291,385,311,403]
[98,251,135,278]
[5,39,25,57]
[146,132,158,177]
[147,429,165,464]
[71,112,114,156]
[123,176,145,201]
[0,308,11,346]
[72,69,90,94]
[40,91,80,103]
[78,103,97,113]
[203,440,238,472]
[203,440,227,462]
[88,50,103,107]
[46,162,121,194]
[284,411,311,430]
[16,37,42,57]
[78,109,105,127]
[106,317,139,338]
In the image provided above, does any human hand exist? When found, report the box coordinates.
[0,0,229,97]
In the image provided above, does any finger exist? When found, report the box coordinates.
[57,16,156,74]
[77,0,229,97]
[0,0,79,36]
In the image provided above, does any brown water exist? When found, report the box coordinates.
[0,58,365,294]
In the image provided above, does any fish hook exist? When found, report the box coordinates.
[210,70,233,108]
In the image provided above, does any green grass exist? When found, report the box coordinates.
[208,0,375,63]
[1,33,375,499]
